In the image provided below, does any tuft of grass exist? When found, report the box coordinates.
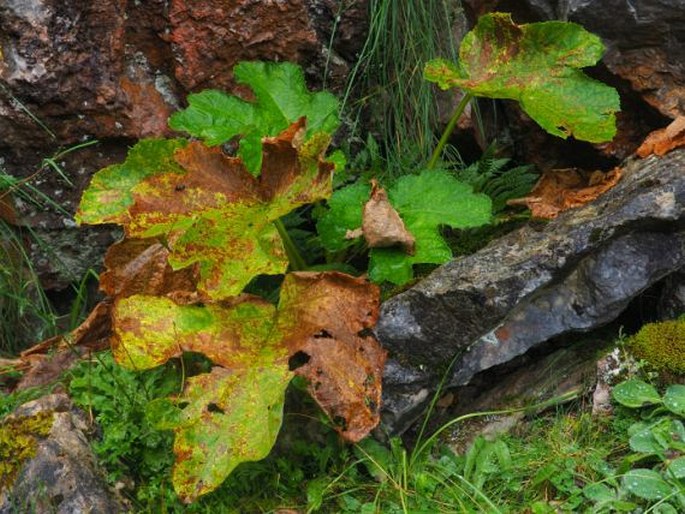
[342,0,465,179]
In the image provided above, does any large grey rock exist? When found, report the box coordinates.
[0,394,126,513]
[377,150,685,434]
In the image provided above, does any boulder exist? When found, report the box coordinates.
[0,393,126,513]
[377,149,685,434]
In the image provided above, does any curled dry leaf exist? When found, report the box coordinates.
[636,116,685,158]
[361,180,415,254]
[508,167,622,219]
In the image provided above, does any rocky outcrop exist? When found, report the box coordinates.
[0,394,125,513]
[377,149,685,434]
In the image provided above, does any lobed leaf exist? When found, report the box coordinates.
[369,169,491,284]
[316,181,371,253]
[77,120,333,300]
[110,271,383,498]
[169,61,340,174]
[424,13,620,142]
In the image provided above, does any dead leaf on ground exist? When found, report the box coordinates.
[15,300,113,390]
[636,116,685,158]
[508,167,622,219]
[361,180,415,254]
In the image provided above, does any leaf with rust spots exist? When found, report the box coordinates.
[424,13,620,142]
[637,116,685,158]
[362,180,415,254]
[168,61,340,175]
[100,238,198,300]
[112,294,280,371]
[75,138,188,225]
[508,167,622,219]
[277,272,384,442]
[78,120,333,299]
[170,366,292,503]
[111,271,383,497]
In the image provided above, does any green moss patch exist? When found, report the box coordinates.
[627,318,685,375]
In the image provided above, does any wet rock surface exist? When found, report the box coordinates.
[0,394,125,514]
[377,150,685,434]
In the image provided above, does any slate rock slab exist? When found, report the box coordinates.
[377,150,685,434]
[0,394,125,514]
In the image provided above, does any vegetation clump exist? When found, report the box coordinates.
[627,318,685,375]
[0,411,54,490]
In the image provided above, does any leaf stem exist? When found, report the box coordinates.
[274,218,307,271]
[427,92,473,169]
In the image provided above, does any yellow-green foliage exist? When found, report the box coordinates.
[627,318,685,375]
[0,411,54,490]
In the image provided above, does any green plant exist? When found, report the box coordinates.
[576,379,685,512]
[75,62,387,502]
[72,12,621,502]
[626,319,685,376]
[341,0,464,179]
[0,141,99,354]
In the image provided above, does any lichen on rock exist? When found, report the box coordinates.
[0,410,54,492]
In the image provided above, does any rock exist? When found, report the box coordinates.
[377,149,685,434]
[0,394,126,513]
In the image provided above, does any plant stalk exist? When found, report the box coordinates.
[274,219,307,271]
[427,92,473,169]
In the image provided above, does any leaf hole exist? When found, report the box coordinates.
[288,351,310,370]
[313,329,333,339]
[357,328,375,339]
[207,403,224,414]
[178,401,189,409]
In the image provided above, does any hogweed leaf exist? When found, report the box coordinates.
[169,61,340,174]
[425,13,620,142]
[171,366,292,503]
[77,120,333,300]
[369,170,491,284]
[110,272,383,499]
[75,138,187,224]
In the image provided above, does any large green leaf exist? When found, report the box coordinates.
[77,121,333,300]
[169,61,340,174]
[424,13,620,142]
[369,170,491,284]
[171,366,292,503]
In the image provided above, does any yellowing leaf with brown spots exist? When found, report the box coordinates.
[110,272,384,500]
[77,119,333,300]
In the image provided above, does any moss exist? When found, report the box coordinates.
[627,319,685,375]
[0,410,54,491]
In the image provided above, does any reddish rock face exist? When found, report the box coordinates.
[169,0,320,91]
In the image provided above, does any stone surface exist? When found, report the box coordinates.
[0,394,126,513]
[377,149,685,434]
